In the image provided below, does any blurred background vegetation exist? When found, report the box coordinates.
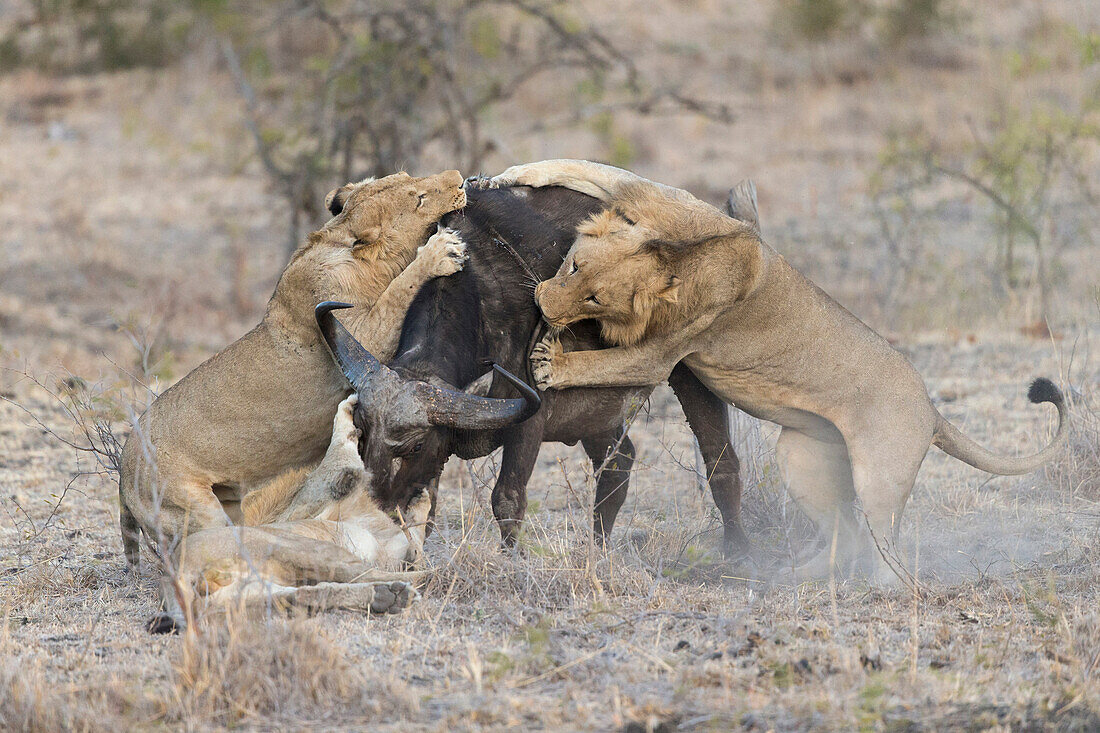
[0,0,1097,378]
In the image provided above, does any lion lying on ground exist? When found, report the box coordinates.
[119,170,466,575]
[150,395,429,633]
[492,159,1068,584]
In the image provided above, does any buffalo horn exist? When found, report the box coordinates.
[421,363,541,430]
[315,301,386,391]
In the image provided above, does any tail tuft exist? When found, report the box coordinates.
[1028,377,1063,406]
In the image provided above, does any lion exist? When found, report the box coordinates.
[119,170,467,576]
[491,159,1069,583]
[150,395,431,633]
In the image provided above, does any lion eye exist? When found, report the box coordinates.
[415,192,427,208]
[585,294,600,305]
[569,260,579,274]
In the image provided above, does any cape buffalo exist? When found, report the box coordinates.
[317,182,749,555]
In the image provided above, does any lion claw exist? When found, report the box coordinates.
[370,581,418,614]
[530,337,563,390]
[463,174,498,191]
[420,227,468,276]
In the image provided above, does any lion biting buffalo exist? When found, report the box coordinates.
[118,159,1066,628]
[318,180,748,554]
[119,171,470,626]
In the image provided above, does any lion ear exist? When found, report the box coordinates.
[325,184,354,216]
[350,226,383,248]
[656,275,681,304]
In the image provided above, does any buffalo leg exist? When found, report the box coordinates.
[582,430,636,545]
[491,418,545,547]
[668,363,750,557]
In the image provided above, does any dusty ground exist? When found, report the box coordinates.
[2,1,1099,730]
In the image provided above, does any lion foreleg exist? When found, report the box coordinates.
[390,488,433,566]
[530,335,682,390]
[492,159,645,200]
[346,227,468,361]
[286,580,418,614]
[248,396,365,524]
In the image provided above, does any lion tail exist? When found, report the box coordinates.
[932,377,1068,475]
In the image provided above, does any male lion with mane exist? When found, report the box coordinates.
[119,170,467,588]
[492,159,1068,584]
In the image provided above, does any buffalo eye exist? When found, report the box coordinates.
[412,442,423,453]
[585,294,600,305]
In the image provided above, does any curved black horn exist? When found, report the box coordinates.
[421,363,541,430]
[315,301,384,391]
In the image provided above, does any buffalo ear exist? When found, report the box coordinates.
[463,371,494,397]
[657,275,681,304]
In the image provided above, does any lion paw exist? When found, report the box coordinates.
[530,337,565,390]
[369,581,419,614]
[333,394,361,445]
[490,164,539,189]
[405,487,433,524]
[419,226,468,277]
[463,174,498,191]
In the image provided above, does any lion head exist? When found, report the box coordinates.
[310,169,466,261]
[277,170,466,312]
[534,209,682,346]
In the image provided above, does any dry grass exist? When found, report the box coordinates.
[1044,385,1100,500]
[166,617,420,729]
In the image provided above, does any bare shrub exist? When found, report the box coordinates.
[0,0,190,74]
[203,0,733,252]
[774,0,857,43]
[871,27,1100,328]
[880,0,961,46]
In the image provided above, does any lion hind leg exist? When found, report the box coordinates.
[241,467,313,525]
[774,426,861,581]
[846,436,929,586]
[246,397,366,526]
[289,580,418,614]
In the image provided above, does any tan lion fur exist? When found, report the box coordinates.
[119,170,467,576]
[155,396,430,632]
[494,159,1068,583]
